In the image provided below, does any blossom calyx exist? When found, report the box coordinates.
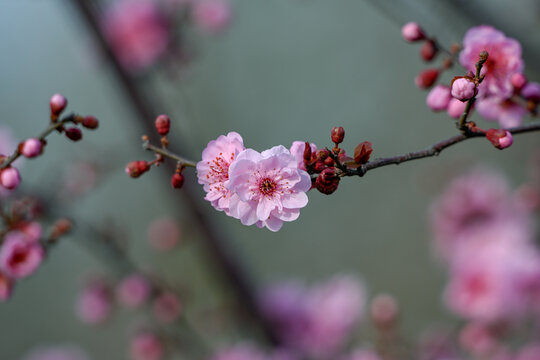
[486,129,513,150]
[354,141,373,165]
[125,160,151,178]
[315,168,340,195]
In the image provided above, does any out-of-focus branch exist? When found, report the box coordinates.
[70,0,281,345]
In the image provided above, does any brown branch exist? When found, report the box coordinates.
[345,121,540,177]
[71,0,281,346]
[0,115,77,170]
[143,141,197,167]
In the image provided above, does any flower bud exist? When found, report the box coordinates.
[312,161,326,173]
[130,332,164,360]
[155,115,171,136]
[370,293,399,329]
[354,141,373,164]
[331,126,345,145]
[317,149,330,161]
[125,161,150,178]
[451,77,477,101]
[324,157,335,166]
[49,93,67,116]
[315,168,340,195]
[303,142,312,166]
[522,82,540,103]
[447,98,467,119]
[82,116,99,129]
[171,173,184,189]
[50,218,73,240]
[420,40,437,61]
[401,22,425,42]
[426,85,451,111]
[65,127,83,142]
[21,138,43,158]
[511,73,527,91]
[415,69,439,89]
[0,167,21,190]
[486,129,513,150]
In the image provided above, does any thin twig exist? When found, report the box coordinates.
[144,141,196,167]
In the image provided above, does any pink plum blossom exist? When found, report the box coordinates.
[152,291,181,323]
[447,98,467,119]
[444,232,540,322]
[451,78,477,101]
[21,345,90,360]
[0,231,44,279]
[192,0,231,34]
[260,275,365,357]
[76,279,112,325]
[130,333,164,360]
[226,146,311,232]
[430,169,528,261]
[426,85,451,111]
[0,271,13,301]
[289,141,317,171]
[515,344,540,360]
[146,217,181,251]
[197,132,245,214]
[459,26,523,98]
[521,82,540,102]
[117,274,152,308]
[476,97,526,128]
[101,0,170,72]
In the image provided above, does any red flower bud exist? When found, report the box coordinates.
[317,149,330,161]
[414,69,439,89]
[486,129,513,150]
[125,161,150,178]
[331,126,345,145]
[50,94,67,116]
[50,218,73,240]
[354,141,373,164]
[420,40,438,62]
[82,116,99,129]
[315,168,340,195]
[65,127,82,142]
[312,161,326,173]
[171,173,184,189]
[155,115,171,136]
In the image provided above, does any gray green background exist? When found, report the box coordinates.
[1,0,539,358]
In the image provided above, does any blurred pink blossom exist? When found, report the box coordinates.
[192,0,231,34]
[101,0,170,72]
[75,279,112,325]
[130,332,164,360]
[476,97,527,128]
[153,291,181,323]
[146,217,181,251]
[210,344,267,360]
[117,274,152,308]
[0,231,44,279]
[459,26,523,99]
[341,349,381,360]
[0,271,14,301]
[260,275,366,357]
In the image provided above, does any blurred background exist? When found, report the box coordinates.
[1,0,540,358]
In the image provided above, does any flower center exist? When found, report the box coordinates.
[259,178,277,196]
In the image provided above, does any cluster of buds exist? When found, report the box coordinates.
[126,115,188,189]
[304,127,373,195]
[0,94,99,192]
[402,22,459,89]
